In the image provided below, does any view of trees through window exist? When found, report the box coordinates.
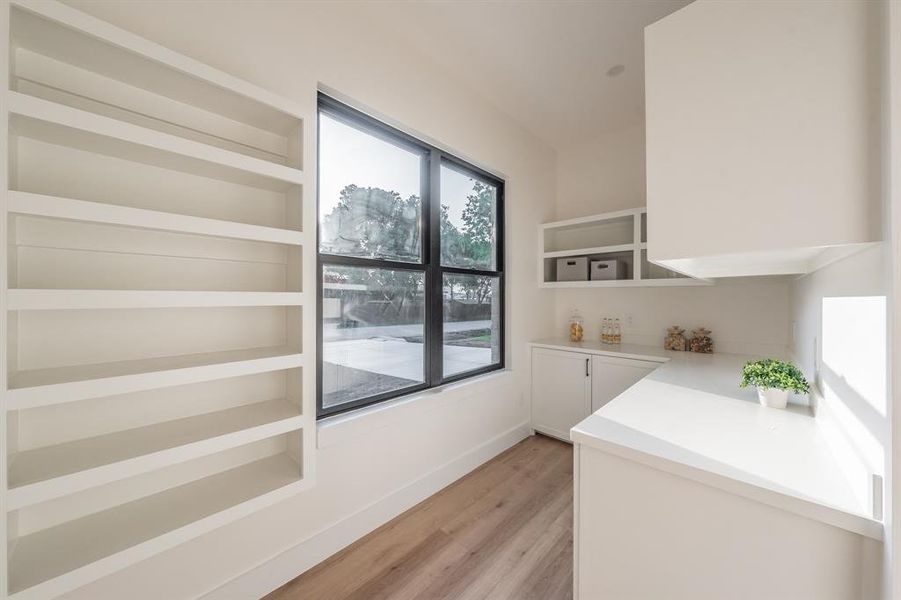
[320,185,422,262]
[319,100,502,416]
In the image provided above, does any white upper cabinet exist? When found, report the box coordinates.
[644,0,881,278]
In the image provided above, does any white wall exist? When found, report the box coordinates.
[556,123,646,220]
[884,3,901,597]
[553,121,791,357]
[55,1,556,598]
[554,278,789,357]
[789,1,899,594]
[789,246,889,502]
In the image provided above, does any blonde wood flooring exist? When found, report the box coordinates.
[263,434,573,600]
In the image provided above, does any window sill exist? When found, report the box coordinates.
[316,369,513,449]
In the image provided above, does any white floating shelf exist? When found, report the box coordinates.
[7,347,304,410]
[539,207,639,232]
[7,400,305,510]
[8,92,304,191]
[8,191,305,246]
[8,289,304,310]
[539,207,712,287]
[543,244,634,259]
[9,0,305,122]
[7,453,306,600]
[540,278,713,289]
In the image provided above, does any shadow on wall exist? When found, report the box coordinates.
[819,295,887,478]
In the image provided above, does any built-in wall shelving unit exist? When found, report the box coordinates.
[538,207,712,288]
[1,1,315,598]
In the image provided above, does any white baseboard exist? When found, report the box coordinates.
[199,421,532,600]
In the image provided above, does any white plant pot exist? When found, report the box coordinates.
[757,387,789,409]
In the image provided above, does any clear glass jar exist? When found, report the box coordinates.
[569,310,584,342]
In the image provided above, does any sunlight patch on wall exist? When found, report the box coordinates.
[820,296,887,417]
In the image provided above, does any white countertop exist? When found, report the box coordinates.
[531,339,882,540]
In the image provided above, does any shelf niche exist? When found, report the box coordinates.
[8,437,305,598]
[10,6,303,170]
[7,368,304,509]
[538,208,711,288]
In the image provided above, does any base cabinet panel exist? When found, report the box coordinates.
[575,445,881,600]
[531,348,591,441]
[590,355,657,412]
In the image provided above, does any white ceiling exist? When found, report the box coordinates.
[362,0,692,150]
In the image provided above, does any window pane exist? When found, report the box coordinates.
[322,266,425,409]
[443,274,501,377]
[440,164,497,270]
[319,113,423,262]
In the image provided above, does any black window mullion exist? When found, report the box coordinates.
[420,151,432,386]
[440,265,502,277]
[427,149,443,385]
[319,254,426,272]
[495,181,505,277]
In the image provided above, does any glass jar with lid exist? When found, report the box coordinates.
[569,310,584,342]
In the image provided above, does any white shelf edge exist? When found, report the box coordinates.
[542,244,635,259]
[7,349,305,410]
[540,278,714,289]
[8,191,306,246]
[540,207,642,231]
[6,410,305,511]
[10,0,305,119]
[7,289,304,310]
[8,92,304,186]
[8,457,310,600]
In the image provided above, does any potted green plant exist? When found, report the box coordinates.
[740,359,810,409]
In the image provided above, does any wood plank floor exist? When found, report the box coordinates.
[264,434,573,600]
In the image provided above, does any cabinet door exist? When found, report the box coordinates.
[591,355,659,412]
[531,348,591,442]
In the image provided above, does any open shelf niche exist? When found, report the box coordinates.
[1,1,316,598]
[538,207,713,288]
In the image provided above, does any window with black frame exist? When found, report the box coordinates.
[317,94,504,418]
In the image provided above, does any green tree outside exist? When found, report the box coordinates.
[322,181,496,308]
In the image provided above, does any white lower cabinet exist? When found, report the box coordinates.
[590,354,659,412]
[531,347,592,441]
[575,444,881,600]
[531,346,658,441]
